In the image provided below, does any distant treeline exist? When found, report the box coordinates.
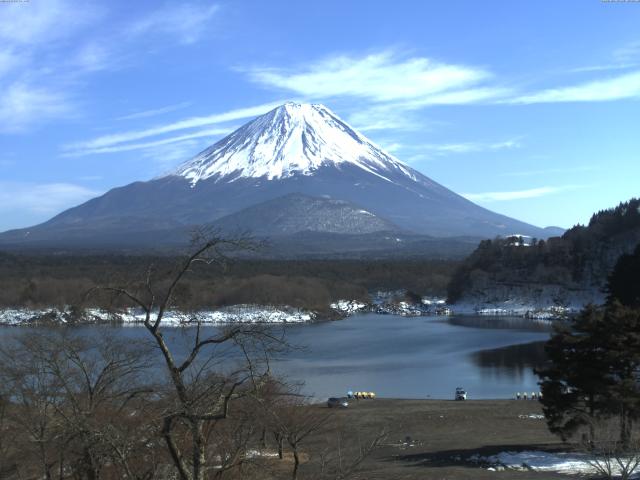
[0,253,458,311]
[447,198,640,302]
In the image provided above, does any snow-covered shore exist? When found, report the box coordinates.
[0,305,315,326]
[453,284,604,319]
[451,301,576,320]
[1,289,595,327]
[330,293,579,320]
[330,297,451,317]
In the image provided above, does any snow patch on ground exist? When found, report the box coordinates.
[470,450,640,477]
[330,300,368,314]
[0,305,314,326]
[452,298,583,319]
[331,294,451,318]
[453,285,604,319]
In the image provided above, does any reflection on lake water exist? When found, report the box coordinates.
[448,315,554,332]
[471,341,547,381]
[271,313,550,399]
[0,313,551,400]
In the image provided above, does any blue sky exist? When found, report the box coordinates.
[1,0,639,231]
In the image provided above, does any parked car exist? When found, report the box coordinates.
[327,397,349,408]
[455,387,467,401]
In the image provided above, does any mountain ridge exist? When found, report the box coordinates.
[0,102,554,253]
[174,102,417,185]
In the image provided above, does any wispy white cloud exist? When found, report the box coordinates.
[568,63,637,74]
[0,0,103,134]
[383,138,521,162]
[463,185,577,202]
[421,139,521,154]
[566,41,640,74]
[0,182,99,216]
[0,0,100,46]
[0,2,223,135]
[614,40,640,63]
[128,3,219,45]
[244,46,640,113]
[71,41,119,73]
[245,51,508,106]
[116,102,193,121]
[375,138,521,164]
[0,82,74,133]
[142,139,208,172]
[500,165,599,177]
[0,48,22,79]
[346,104,433,132]
[378,142,404,153]
[64,101,283,153]
[65,126,234,157]
[511,70,640,104]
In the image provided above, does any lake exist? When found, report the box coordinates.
[274,313,551,400]
[0,313,552,400]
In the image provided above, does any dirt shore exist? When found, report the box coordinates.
[313,398,571,479]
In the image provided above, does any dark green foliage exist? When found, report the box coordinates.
[0,253,458,311]
[537,299,640,443]
[600,302,640,445]
[536,305,613,440]
[448,198,640,302]
[607,243,640,308]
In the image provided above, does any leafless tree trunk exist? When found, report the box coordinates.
[0,330,156,480]
[583,418,640,480]
[262,398,328,480]
[92,230,285,480]
[316,425,387,480]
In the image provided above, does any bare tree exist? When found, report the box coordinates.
[0,391,20,479]
[0,332,68,479]
[92,230,286,480]
[316,425,387,480]
[264,398,329,480]
[0,330,157,480]
[583,418,640,480]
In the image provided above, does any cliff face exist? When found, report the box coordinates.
[447,198,640,309]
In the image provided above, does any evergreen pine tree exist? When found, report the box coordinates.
[607,244,640,308]
[538,246,640,445]
[600,302,640,446]
[536,305,612,441]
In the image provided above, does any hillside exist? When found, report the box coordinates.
[447,198,640,308]
[0,103,551,252]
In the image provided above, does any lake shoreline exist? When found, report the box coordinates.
[0,313,550,401]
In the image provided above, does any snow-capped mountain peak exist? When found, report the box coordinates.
[174,102,416,185]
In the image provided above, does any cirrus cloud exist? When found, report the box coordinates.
[511,70,640,104]
[63,101,285,154]
[0,182,100,223]
[463,185,581,202]
[244,51,509,107]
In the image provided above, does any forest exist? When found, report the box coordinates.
[0,251,457,313]
[447,198,640,302]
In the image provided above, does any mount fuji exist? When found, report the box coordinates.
[0,102,554,255]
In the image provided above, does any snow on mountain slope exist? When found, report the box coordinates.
[175,102,416,185]
[0,101,553,250]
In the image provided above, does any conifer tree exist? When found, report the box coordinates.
[536,305,612,441]
[538,246,640,445]
[607,244,640,308]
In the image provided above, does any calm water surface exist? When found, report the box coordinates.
[274,313,550,399]
[0,313,551,400]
